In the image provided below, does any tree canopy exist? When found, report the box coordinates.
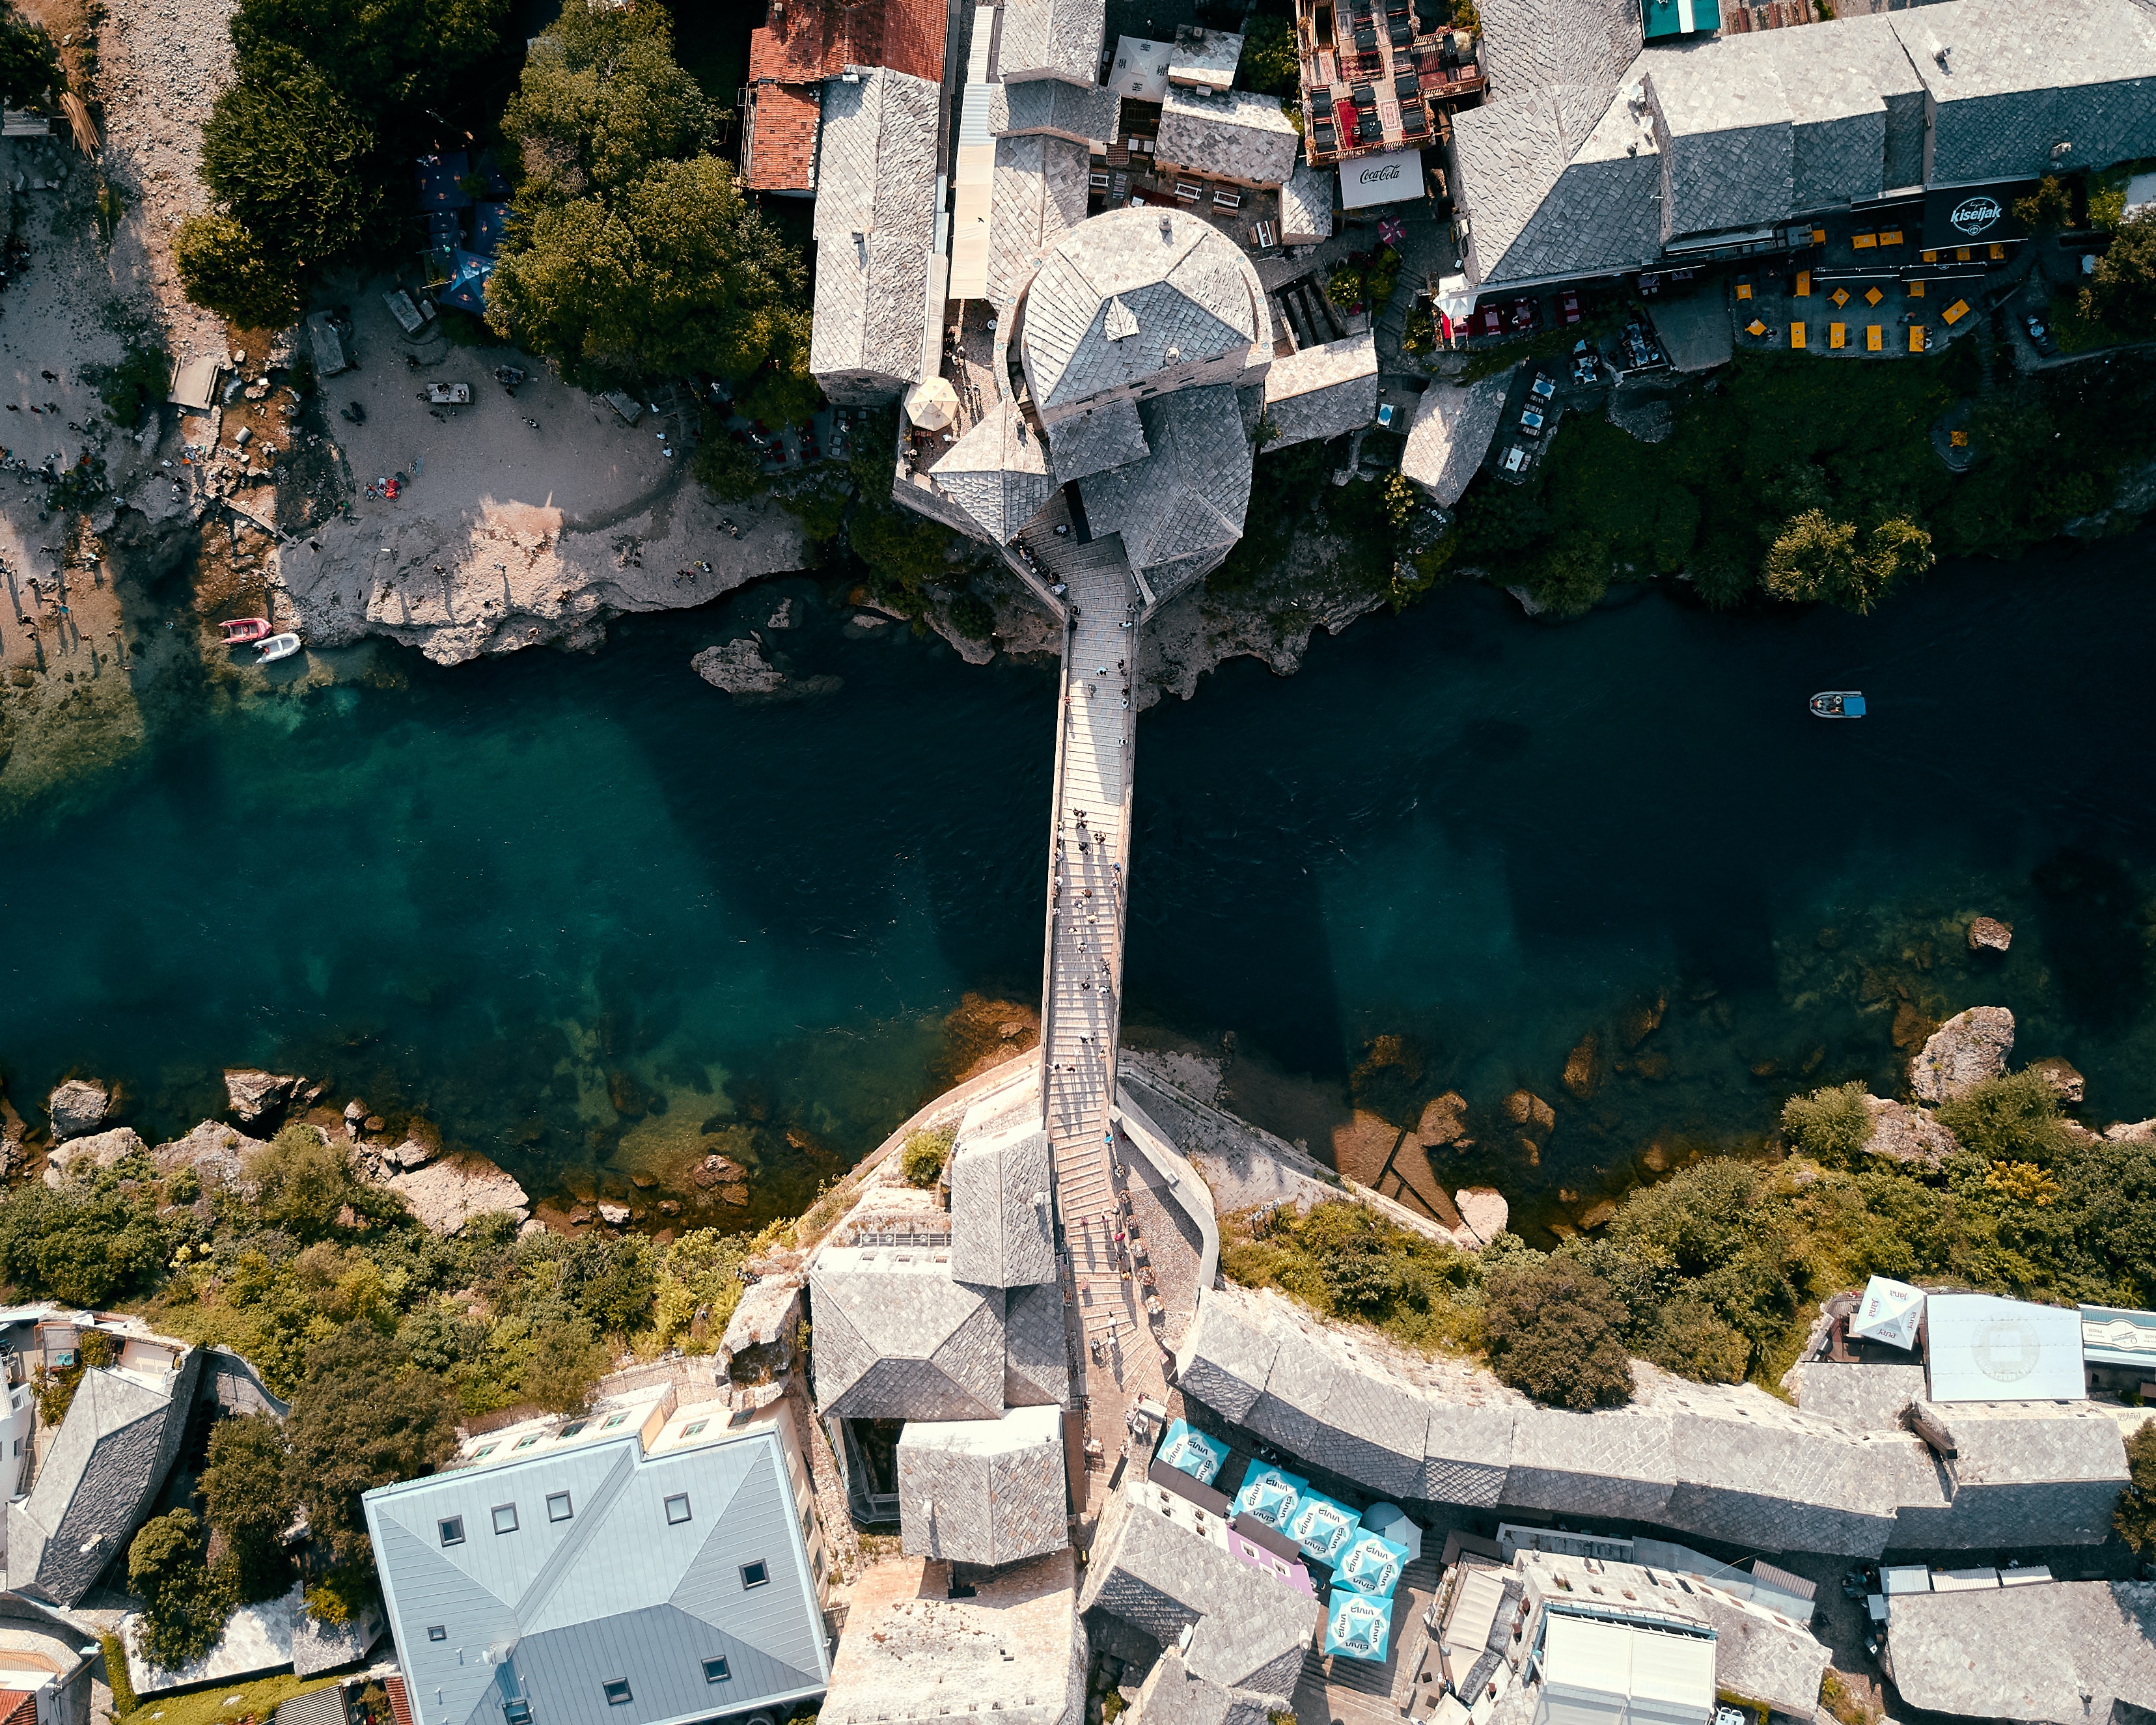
[487,8,808,391]
[231,0,507,135]
[128,1510,239,1670]
[0,7,57,110]
[1481,1261,1635,1408]
[283,1327,458,1564]
[1760,510,1931,613]
[2082,212,2156,336]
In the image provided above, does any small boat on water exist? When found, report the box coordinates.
[256,633,302,663]
[219,616,271,642]
[1810,690,1866,718]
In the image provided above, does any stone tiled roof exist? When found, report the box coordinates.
[1168,27,1243,92]
[1260,331,1375,448]
[810,70,941,399]
[1690,1590,1834,1718]
[948,1113,1057,1289]
[1646,48,1795,239]
[1004,1282,1071,1408]
[897,1406,1069,1568]
[1279,162,1334,245]
[1478,0,1643,148]
[925,399,1058,545]
[1400,368,1512,504]
[1889,0,2156,186]
[1021,209,1260,413]
[989,79,1122,145]
[1131,1653,1275,1725]
[1892,1398,2133,1548]
[999,0,1106,85]
[1155,87,1301,188]
[1048,397,1152,483]
[1883,1582,2156,1723]
[747,0,947,87]
[745,83,823,192]
[1077,385,1251,583]
[988,135,1094,309]
[1782,1360,1927,1433]
[1077,1487,1316,1701]
[808,1249,1007,1421]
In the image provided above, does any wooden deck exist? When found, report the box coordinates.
[1292,1552,1445,1725]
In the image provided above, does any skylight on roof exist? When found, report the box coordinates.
[601,1413,628,1430]
[682,1420,708,1439]
[1105,296,1139,340]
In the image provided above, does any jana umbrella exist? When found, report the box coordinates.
[1379,215,1407,245]
[905,376,960,430]
[1288,1489,1362,1566]
[1158,1418,1229,1485]
[1359,1502,1422,1564]
[1325,1589,1394,1663]
[1234,1465,1308,1532]
[1335,1528,1411,1597]
[1851,1275,1924,1349]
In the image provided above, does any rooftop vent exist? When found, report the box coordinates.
[1934,43,1952,69]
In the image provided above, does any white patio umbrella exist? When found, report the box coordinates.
[905,377,959,431]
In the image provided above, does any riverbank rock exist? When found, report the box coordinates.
[1454,1187,1508,1245]
[1862,1096,1960,1167]
[223,1068,302,1122]
[48,1079,110,1140]
[1967,917,2013,954]
[2028,1056,2085,1105]
[1908,1006,2014,1103]
[1418,1092,1471,1149]
[44,1127,148,1183]
[379,1138,435,1172]
[597,1201,631,1226]
[692,638,786,695]
[153,1120,264,1190]
[2105,1118,2156,1144]
[381,1153,530,1233]
[1562,1034,1602,1100]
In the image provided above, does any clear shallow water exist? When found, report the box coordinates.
[3,538,2155,1231]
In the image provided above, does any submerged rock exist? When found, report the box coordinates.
[1617,991,1666,1049]
[692,638,786,695]
[223,1068,302,1122]
[1562,1034,1602,1100]
[691,1152,745,1189]
[1908,1006,2015,1103]
[1502,1090,1555,1137]
[380,1153,530,1233]
[1418,1091,1471,1148]
[1967,917,2013,954]
[48,1078,110,1140]
[2028,1055,2085,1105]
[1862,1096,1960,1167]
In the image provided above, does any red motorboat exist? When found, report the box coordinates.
[219,616,271,642]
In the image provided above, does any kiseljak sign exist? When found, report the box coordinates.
[1340,147,1426,210]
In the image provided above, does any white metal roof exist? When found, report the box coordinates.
[1924,1294,2086,1403]
[1540,1614,1715,1725]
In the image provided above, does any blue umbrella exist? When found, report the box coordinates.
[1288,1488,1362,1566]
[1335,1528,1410,1597]
[1234,1465,1308,1531]
[1157,1419,1229,1485]
[1325,1589,1393,1662]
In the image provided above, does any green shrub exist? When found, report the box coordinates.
[1782,1081,1875,1161]
[0,8,57,109]
[1237,16,1301,95]
[2080,212,2156,337]
[2117,1418,2156,1554]
[128,1510,238,1670]
[1760,511,1929,614]
[174,212,300,329]
[693,422,764,502]
[100,1633,136,1718]
[1327,266,1363,310]
[900,1128,952,1188]
[1481,1262,1634,1408]
[97,342,173,426]
[1936,1069,2074,1165]
[947,590,995,641]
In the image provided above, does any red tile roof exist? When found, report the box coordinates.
[387,1674,415,1725]
[0,1689,33,1725]
[746,0,947,90]
[745,83,824,191]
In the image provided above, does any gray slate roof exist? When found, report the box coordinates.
[1167,27,1243,92]
[1076,1487,1316,1702]
[948,1118,1058,1288]
[810,70,941,401]
[1260,331,1376,448]
[896,1405,1069,1567]
[1131,1651,1275,1725]
[1891,1398,2133,1549]
[1048,397,1154,484]
[989,79,1122,145]
[1401,369,1513,505]
[365,1423,829,1725]
[1279,163,1334,245]
[1021,209,1260,414]
[926,400,1058,547]
[1155,87,1301,188]
[809,1249,1008,1421]
[7,1349,200,1607]
[988,134,1094,309]
[1077,385,1252,583]
[998,0,1106,86]
[1883,1582,2156,1723]
[1004,1282,1071,1408]
[1888,0,2156,187]
[1684,1590,1830,1717]
[1782,1360,1927,1431]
